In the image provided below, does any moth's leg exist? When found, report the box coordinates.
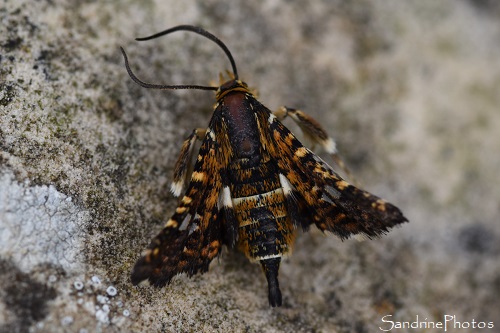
[273,106,357,185]
[170,128,207,197]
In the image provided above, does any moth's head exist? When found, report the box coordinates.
[215,79,252,101]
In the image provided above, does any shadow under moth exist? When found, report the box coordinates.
[121,25,408,307]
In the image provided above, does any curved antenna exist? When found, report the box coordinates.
[120,25,240,92]
[120,47,217,91]
[136,25,238,80]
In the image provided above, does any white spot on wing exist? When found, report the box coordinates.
[219,186,233,208]
[170,181,184,197]
[232,188,283,206]
[279,173,294,195]
[256,253,287,261]
[268,113,277,124]
[207,128,215,140]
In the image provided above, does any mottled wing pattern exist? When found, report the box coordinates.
[254,103,407,240]
[131,112,232,286]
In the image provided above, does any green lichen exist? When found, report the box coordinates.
[0,83,17,107]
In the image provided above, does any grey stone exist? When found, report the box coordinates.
[1,0,499,332]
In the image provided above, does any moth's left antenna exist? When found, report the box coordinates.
[121,25,239,91]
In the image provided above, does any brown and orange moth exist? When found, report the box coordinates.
[121,25,407,307]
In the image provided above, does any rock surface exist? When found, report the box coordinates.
[1,0,499,332]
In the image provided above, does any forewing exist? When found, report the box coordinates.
[131,114,231,286]
[255,108,407,240]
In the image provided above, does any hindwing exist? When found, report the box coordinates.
[253,101,407,240]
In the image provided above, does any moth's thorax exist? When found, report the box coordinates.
[218,83,261,164]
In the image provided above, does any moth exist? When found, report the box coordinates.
[121,25,407,307]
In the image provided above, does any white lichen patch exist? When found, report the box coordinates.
[74,280,85,291]
[91,276,102,286]
[0,170,90,273]
[0,169,135,330]
[49,275,131,331]
[106,286,117,297]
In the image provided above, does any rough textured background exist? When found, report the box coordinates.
[1,0,499,332]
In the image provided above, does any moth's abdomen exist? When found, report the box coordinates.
[229,156,296,260]
[220,90,292,306]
